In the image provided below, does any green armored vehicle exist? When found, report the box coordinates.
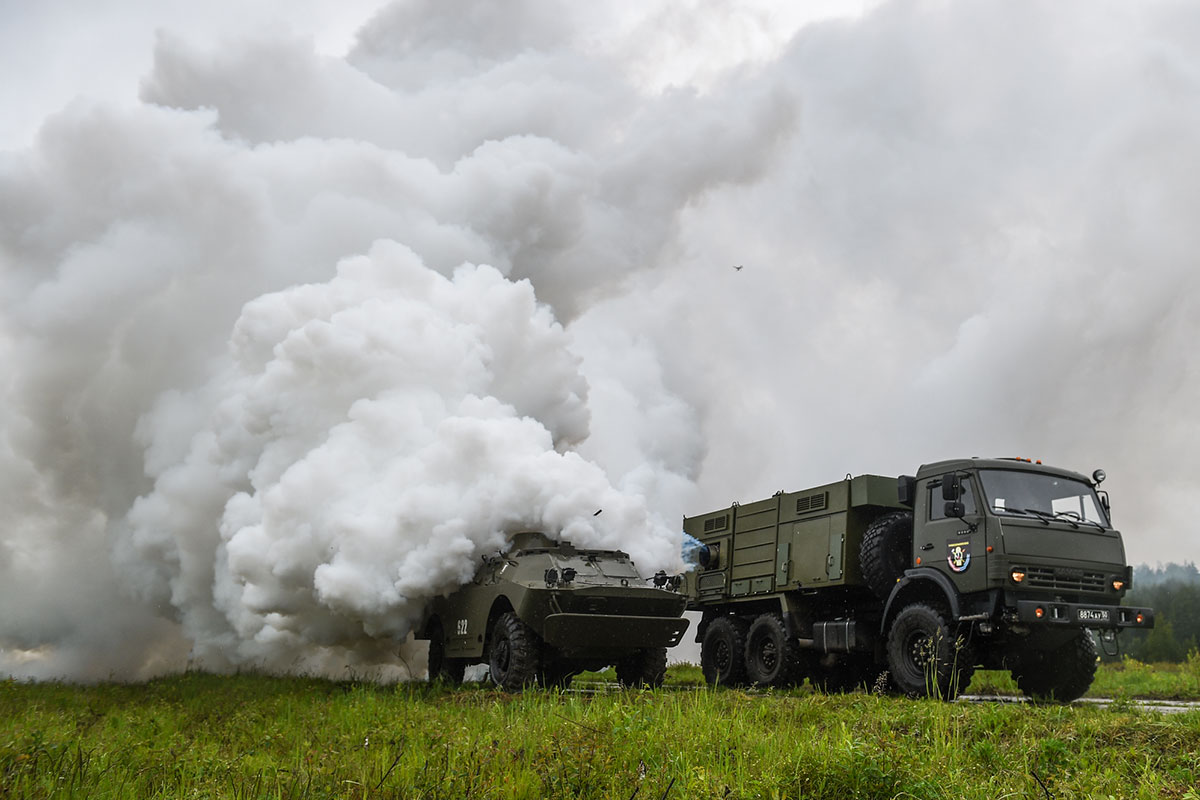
[416,531,689,691]
[684,458,1154,701]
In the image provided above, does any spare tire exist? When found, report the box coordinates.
[859,511,914,599]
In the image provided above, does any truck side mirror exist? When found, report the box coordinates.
[944,501,966,518]
[941,473,963,502]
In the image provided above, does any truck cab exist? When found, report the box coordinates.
[900,458,1143,629]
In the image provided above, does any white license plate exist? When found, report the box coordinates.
[1077,608,1110,623]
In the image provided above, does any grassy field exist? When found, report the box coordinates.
[3,662,1200,799]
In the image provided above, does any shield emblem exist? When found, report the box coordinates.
[946,540,971,573]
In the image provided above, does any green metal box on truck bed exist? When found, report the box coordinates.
[683,474,906,601]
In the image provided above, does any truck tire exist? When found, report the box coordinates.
[427,621,466,684]
[488,612,542,692]
[745,613,802,688]
[701,616,750,687]
[1013,631,1098,703]
[886,602,974,699]
[616,648,668,688]
[860,511,914,599]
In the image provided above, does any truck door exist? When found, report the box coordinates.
[916,473,987,595]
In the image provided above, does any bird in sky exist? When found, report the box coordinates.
[733,265,743,271]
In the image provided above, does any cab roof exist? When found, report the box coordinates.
[914,457,1093,485]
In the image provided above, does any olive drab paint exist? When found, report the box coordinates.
[415,531,689,691]
[683,457,1155,701]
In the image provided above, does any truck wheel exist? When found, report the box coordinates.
[886,603,974,700]
[427,621,466,684]
[701,616,750,687]
[616,648,668,688]
[745,613,802,688]
[860,511,914,599]
[488,612,542,692]
[1013,631,1098,703]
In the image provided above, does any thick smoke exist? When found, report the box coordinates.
[3,0,1200,680]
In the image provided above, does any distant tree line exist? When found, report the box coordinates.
[1117,562,1200,662]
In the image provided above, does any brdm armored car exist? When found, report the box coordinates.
[416,531,689,691]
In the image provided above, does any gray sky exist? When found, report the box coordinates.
[1,0,1196,680]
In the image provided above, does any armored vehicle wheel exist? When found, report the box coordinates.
[702,616,750,687]
[745,613,802,688]
[427,621,466,684]
[860,511,914,599]
[616,648,668,688]
[886,603,974,699]
[488,612,542,692]
[1013,631,1098,703]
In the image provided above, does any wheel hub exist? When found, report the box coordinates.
[759,639,778,671]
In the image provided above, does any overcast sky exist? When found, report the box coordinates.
[2,0,1196,680]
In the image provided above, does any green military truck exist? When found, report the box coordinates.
[683,457,1154,701]
[416,531,689,691]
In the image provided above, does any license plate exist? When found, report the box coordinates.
[1077,608,1110,623]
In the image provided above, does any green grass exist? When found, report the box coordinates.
[2,665,1200,799]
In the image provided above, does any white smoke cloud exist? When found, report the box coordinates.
[112,242,677,674]
[3,0,1199,680]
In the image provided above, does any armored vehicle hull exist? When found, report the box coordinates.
[416,531,688,691]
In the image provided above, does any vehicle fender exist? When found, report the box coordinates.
[880,568,963,633]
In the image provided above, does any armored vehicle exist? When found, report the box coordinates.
[416,531,689,691]
[684,458,1155,701]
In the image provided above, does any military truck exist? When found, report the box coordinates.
[683,458,1154,701]
[416,531,689,691]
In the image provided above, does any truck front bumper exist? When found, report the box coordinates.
[1014,600,1154,629]
[542,613,690,653]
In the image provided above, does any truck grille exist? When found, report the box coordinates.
[1024,566,1107,593]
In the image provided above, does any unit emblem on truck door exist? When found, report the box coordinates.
[946,540,971,573]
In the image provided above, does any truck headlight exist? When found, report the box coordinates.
[1111,578,1125,591]
[1011,569,1026,583]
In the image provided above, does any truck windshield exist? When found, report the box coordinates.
[977,470,1109,528]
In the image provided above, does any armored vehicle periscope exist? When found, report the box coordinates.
[416,531,689,691]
